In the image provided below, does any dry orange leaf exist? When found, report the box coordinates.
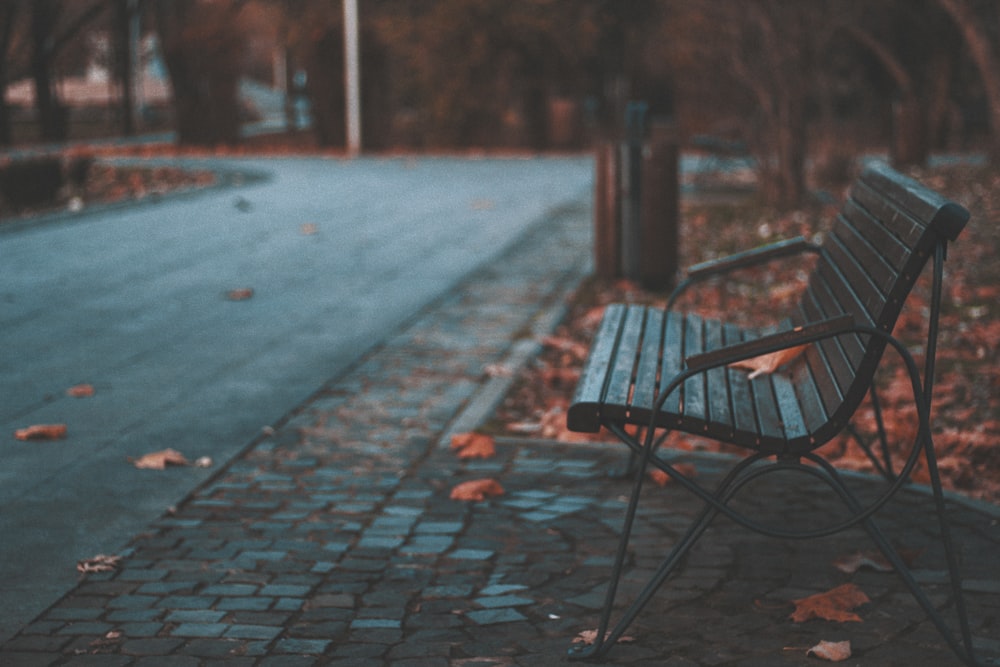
[573,629,635,645]
[790,583,870,623]
[449,478,505,502]
[129,448,191,470]
[806,640,852,661]
[226,288,254,301]
[730,344,808,379]
[648,462,698,486]
[14,424,68,440]
[449,432,496,460]
[66,384,95,397]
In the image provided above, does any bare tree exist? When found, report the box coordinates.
[936,0,1000,162]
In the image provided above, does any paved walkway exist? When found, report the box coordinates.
[1,176,998,667]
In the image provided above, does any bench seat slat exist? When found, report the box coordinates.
[631,308,664,414]
[566,304,628,432]
[704,318,734,440]
[602,305,646,410]
[725,323,759,443]
[682,314,708,431]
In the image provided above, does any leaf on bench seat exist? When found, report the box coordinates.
[449,432,496,460]
[790,583,870,623]
[729,344,808,379]
[449,478,504,502]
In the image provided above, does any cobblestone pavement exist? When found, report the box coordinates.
[2,195,998,667]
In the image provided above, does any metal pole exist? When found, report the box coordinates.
[343,0,361,156]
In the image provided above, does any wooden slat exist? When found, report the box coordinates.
[851,179,926,247]
[724,323,758,444]
[567,304,627,432]
[682,314,707,429]
[732,329,784,444]
[841,199,911,271]
[773,373,808,443]
[831,214,898,297]
[631,307,663,413]
[657,310,686,422]
[703,318,733,439]
[603,305,646,410]
[824,233,886,323]
[857,162,969,240]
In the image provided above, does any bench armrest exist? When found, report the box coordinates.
[683,314,855,372]
[667,237,820,310]
[686,236,820,280]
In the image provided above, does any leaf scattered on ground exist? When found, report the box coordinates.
[790,584,870,623]
[66,383,95,397]
[806,640,852,661]
[129,448,191,470]
[76,554,121,574]
[226,288,254,301]
[449,478,504,501]
[450,432,496,460]
[573,629,635,645]
[14,424,68,440]
[832,550,894,574]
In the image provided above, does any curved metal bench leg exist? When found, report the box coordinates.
[806,453,979,667]
[568,451,763,661]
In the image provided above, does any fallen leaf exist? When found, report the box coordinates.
[129,448,191,470]
[730,344,808,379]
[450,432,496,460]
[66,384,95,397]
[226,288,254,301]
[648,462,698,486]
[573,629,635,645]
[450,478,504,501]
[14,424,68,440]
[541,335,590,360]
[790,583,870,623]
[483,363,513,378]
[300,223,318,235]
[832,550,893,574]
[807,640,852,661]
[76,554,121,574]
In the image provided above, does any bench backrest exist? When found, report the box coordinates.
[790,162,969,445]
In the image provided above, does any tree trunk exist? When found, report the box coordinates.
[937,0,1000,162]
[891,95,929,167]
[30,0,67,142]
[113,0,134,137]
[154,0,243,146]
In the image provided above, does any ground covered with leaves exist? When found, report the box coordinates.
[493,162,1000,504]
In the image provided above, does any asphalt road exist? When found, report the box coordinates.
[0,154,593,642]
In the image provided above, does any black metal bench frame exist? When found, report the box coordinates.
[565,162,979,665]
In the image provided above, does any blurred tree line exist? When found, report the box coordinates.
[1,0,998,207]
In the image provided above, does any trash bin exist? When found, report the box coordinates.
[593,102,679,290]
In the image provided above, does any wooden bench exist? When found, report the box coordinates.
[566,162,978,665]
